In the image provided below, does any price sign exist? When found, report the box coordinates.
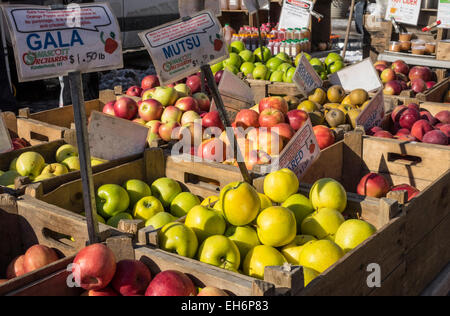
[438,0,450,28]
[385,0,422,26]
[0,112,13,154]
[356,89,385,132]
[293,54,323,95]
[279,0,313,30]
[1,3,123,82]
[243,0,270,14]
[139,11,228,86]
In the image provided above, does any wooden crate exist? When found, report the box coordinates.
[247,79,304,104]
[436,40,450,61]
[0,194,121,296]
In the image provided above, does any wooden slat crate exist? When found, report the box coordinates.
[0,194,121,296]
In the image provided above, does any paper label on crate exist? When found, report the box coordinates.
[0,112,13,154]
[356,89,385,132]
[293,54,323,95]
[277,118,320,179]
[385,0,422,26]
[2,3,123,82]
[243,0,270,14]
[328,58,383,93]
[139,11,228,86]
[438,0,450,28]
[279,0,313,30]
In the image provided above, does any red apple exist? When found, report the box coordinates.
[159,122,181,142]
[383,80,402,95]
[373,130,394,139]
[375,64,388,74]
[141,75,160,90]
[435,111,450,124]
[23,245,59,274]
[423,130,448,145]
[186,75,202,94]
[395,128,411,136]
[6,255,26,279]
[145,270,196,296]
[259,109,285,128]
[215,70,224,84]
[139,99,163,122]
[12,139,25,150]
[396,72,409,83]
[193,93,211,112]
[399,108,420,130]
[390,184,420,201]
[420,110,438,124]
[202,111,224,131]
[391,60,409,76]
[368,126,384,136]
[273,123,295,144]
[181,111,201,126]
[313,125,335,150]
[175,97,200,113]
[146,120,162,134]
[396,134,417,142]
[242,149,272,171]
[357,173,391,198]
[380,68,396,84]
[103,101,116,116]
[248,128,284,156]
[114,97,138,120]
[85,287,120,296]
[411,79,427,93]
[259,96,289,114]
[197,138,227,162]
[426,81,437,89]
[126,85,143,97]
[391,105,407,123]
[179,122,204,146]
[407,103,420,111]
[287,110,309,131]
[409,66,433,82]
[141,88,156,100]
[161,106,182,124]
[72,243,116,291]
[374,60,389,67]
[234,109,260,129]
[111,260,152,296]
[437,123,450,137]
[411,120,434,141]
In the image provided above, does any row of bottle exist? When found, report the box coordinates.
[268,39,311,57]
[221,0,247,10]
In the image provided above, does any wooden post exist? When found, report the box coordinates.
[342,0,356,59]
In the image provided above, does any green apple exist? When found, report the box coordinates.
[283,67,296,83]
[325,52,343,67]
[170,192,201,218]
[185,205,226,242]
[328,60,345,74]
[282,194,315,232]
[152,86,179,107]
[225,225,261,260]
[223,53,242,69]
[243,245,287,279]
[239,50,255,63]
[320,72,329,80]
[220,181,261,226]
[276,52,292,64]
[230,41,246,53]
[295,53,311,67]
[281,235,317,265]
[91,157,107,167]
[159,222,198,258]
[254,46,272,63]
[80,212,106,224]
[55,144,78,163]
[0,171,3,177]
[33,173,56,182]
[264,168,299,203]
[240,62,255,77]
[224,63,239,75]
[151,177,182,208]
[96,184,130,218]
[197,235,240,271]
[16,152,45,179]
[310,58,324,69]
[145,212,176,229]
[256,206,297,247]
[123,179,152,207]
[9,158,18,171]
[310,178,347,213]
[133,196,164,221]
[266,57,284,71]
[277,62,292,73]
[41,163,69,176]
[62,157,80,172]
[106,212,133,228]
[211,61,224,74]
[0,170,20,186]
[270,70,284,82]
[252,65,269,80]
[301,208,345,239]
[335,219,376,253]
[254,62,264,68]
[299,240,344,273]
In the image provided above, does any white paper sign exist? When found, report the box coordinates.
[385,0,422,26]
[2,3,123,82]
[293,54,323,95]
[356,89,385,132]
[329,58,383,93]
[139,11,228,86]
[0,112,13,153]
[438,0,450,29]
[243,0,270,14]
[279,0,313,30]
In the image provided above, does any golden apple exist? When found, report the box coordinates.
[301,208,345,239]
[263,168,299,203]
[225,225,261,261]
[256,206,297,247]
[282,193,315,232]
[41,163,69,176]
[220,182,261,226]
[299,240,344,273]
[197,235,240,271]
[258,193,273,210]
[309,178,347,213]
[243,245,287,279]
[335,219,376,253]
[281,235,317,264]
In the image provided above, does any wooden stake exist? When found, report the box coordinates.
[342,0,356,59]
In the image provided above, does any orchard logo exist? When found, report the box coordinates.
[22,52,36,66]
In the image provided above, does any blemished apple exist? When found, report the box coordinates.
[111,260,152,296]
[185,205,226,242]
[73,243,117,291]
[175,97,200,113]
[259,109,286,128]
[114,97,138,120]
[193,93,211,112]
[141,75,160,90]
[161,106,182,124]
[103,101,116,116]
[259,96,289,114]
[126,85,143,97]
[96,184,130,218]
[23,245,59,273]
[197,235,241,271]
[133,196,164,221]
[139,99,163,122]
[357,173,391,198]
[6,255,26,279]
[16,152,45,179]
[170,192,201,217]
[145,270,196,296]
[151,177,182,208]
[41,163,69,176]
[158,222,198,258]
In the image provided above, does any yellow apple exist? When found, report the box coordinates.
[145,212,177,229]
[299,240,344,273]
[225,225,261,261]
[56,144,78,163]
[133,196,164,221]
[170,192,201,217]
[243,245,287,280]
[281,235,317,264]
[16,152,45,179]
[263,169,299,203]
[159,222,198,258]
[335,219,376,253]
[256,206,297,247]
[62,156,80,172]
[9,158,18,171]
[301,208,345,239]
[185,205,226,243]
[33,173,56,182]
[201,196,220,207]
[197,235,240,271]
[220,182,261,226]
[123,179,152,208]
[309,178,347,213]
[282,193,315,232]
[304,267,320,287]
[41,163,69,176]
[258,193,273,210]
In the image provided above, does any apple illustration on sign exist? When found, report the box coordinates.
[210,34,223,52]
[101,31,119,54]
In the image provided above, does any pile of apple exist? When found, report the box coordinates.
[2,244,60,283]
[71,243,228,296]
[0,144,106,188]
[144,168,377,286]
[375,60,437,96]
[369,103,449,146]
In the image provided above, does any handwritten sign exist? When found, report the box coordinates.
[279,0,313,30]
[139,11,228,86]
[356,89,385,132]
[293,54,323,95]
[243,0,270,14]
[385,0,422,26]
[329,58,383,93]
[0,112,13,153]
[2,3,123,82]
[438,0,450,28]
